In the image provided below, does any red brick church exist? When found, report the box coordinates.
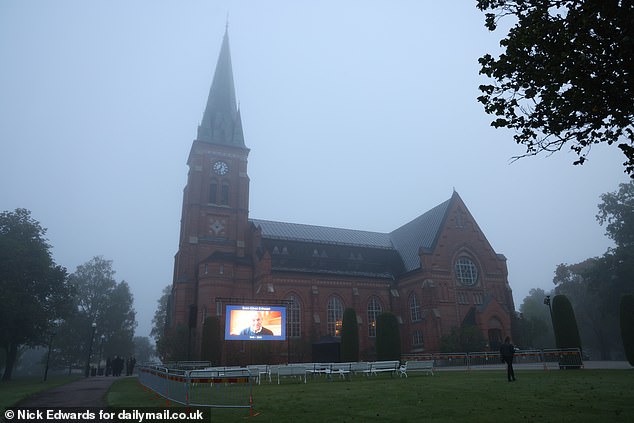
[167,29,515,364]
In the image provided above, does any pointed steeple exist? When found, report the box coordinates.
[232,107,245,146]
[197,28,245,147]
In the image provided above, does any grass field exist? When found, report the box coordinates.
[0,375,81,413]
[107,369,633,422]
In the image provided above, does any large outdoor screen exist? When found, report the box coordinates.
[224,305,286,341]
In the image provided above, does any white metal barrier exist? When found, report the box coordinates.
[541,348,585,369]
[139,349,583,404]
[402,348,583,370]
[138,364,254,411]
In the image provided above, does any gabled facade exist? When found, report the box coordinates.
[168,30,514,364]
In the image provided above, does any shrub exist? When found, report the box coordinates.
[551,294,582,350]
[375,312,401,361]
[619,294,634,366]
[200,316,222,365]
[341,308,359,362]
[440,326,487,353]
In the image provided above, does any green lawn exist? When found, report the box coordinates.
[0,375,81,414]
[107,369,634,422]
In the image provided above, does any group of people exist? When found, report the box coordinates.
[105,356,136,376]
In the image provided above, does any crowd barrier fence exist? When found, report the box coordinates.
[138,365,254,411]
[138,348,583,408]
[402,348,584,370]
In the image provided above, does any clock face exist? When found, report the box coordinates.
[213,161,229,175]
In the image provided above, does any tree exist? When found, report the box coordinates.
[375,312,401,361]
[133,336,155,364]
[102,280,136,358]
[517,288,555,349]
[597,181,634,247]
[340,308,359,362]
[156,325,189,363]
[51,311,88,373]
[151,285,172,361]
[54,257,137,371]
[477,1,634,176]
[551,294,583,351]
[151,285,171,341]
[440,326,488,353]
[440,308,489,353]
[542,182,634,359]
[556,256,630,359]
[200,317,222,366]
[0,209,73,380]
[619,294,634,366]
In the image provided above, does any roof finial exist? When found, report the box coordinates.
[225,13,229,32]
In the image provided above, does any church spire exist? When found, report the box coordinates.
[197,27,245,147]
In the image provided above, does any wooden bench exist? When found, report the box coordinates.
[369,360,400,376]
[398,360,434,377]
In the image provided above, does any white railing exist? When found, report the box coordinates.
[138,364,254,410]
[402,348,584,370]
[138,348,583,403]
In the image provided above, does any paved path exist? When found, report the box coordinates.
[16,377,123,408]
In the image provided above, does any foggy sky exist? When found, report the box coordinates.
[0,1,627,338]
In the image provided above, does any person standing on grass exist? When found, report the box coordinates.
[500,336,516,382]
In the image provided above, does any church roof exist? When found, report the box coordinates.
[250,193,457,276]
[250,219,393,249]
[389,197,452,272]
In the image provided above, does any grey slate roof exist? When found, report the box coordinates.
[249,195,455,275]
[249,219,393,249]
[389,198,452,272]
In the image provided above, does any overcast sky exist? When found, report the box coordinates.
[1,1,628,338]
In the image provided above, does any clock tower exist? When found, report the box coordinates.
[170,28,251,344]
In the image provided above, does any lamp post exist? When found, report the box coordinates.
[542,295,555,362]
[543,295,553,323]
[85,322,97,377]
[97,334,105,376]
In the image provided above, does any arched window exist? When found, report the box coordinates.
[409,293,421,322]
[209,179,218,203]
[367,297,382,337]
[455,256,478,286]
[412,330,424,348]
[221,182,229,205]
[287,295,301,338]
[327,296,344,337]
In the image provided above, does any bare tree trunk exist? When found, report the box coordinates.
[1,343,18,381]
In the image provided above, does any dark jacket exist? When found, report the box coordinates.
[500,342,515,361]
